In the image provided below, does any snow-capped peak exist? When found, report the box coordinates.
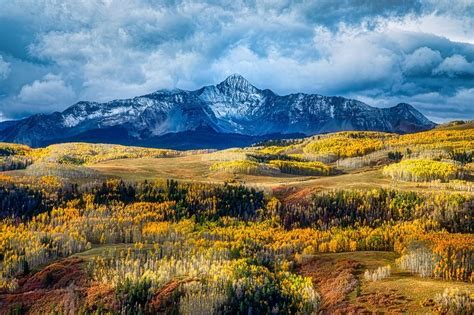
[0,75,435,148]
[217,74,258,93]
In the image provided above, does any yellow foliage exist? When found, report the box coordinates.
[303,131,393,158]
[39,175,62,189]
[388,129,474,152]
[0,142,32,156]
[31,142,179,165]
[383,159,461,182]
[210,160,279,175]
[257,146,291,155]
[269,160,333,176]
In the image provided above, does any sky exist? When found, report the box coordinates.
[0,0,473,123]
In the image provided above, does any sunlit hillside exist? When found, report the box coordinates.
[0,124,472,313]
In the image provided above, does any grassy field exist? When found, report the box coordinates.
[91,155,215,182]
[8,150,469,202]
[3,123,472,199]
[89,154,320,197]
[89,154,473,203]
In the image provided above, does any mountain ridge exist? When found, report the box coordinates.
[0,74,436,149]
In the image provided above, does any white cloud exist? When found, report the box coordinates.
[433,55,474,77]
[18,74,76,108]
[0,0,472,120]
[403,47,442,75]
[382,12,474,44]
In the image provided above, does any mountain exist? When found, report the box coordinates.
[0,120,18,132]
[0,74,435,149]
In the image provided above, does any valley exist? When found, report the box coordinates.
[0,121,472,313]
[1,1,473,313]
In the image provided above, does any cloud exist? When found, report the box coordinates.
[299,0,423,29]
[402,47,442,76]
[17,73,76,109]
[0,55,11,80]
[384,12,474,44]
[352,87,474,122]
[0,0,472,122]
[433,55,474,77]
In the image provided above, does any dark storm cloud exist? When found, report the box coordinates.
[0,0,473,122]
[301,0,423,28]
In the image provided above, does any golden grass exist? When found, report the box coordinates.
[89,154,474,203]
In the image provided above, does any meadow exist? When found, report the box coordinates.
[0,121,472,314]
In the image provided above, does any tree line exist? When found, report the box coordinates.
[275,189,473,233]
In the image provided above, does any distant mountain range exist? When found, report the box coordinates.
[0,74,435,149]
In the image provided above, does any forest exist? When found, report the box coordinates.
[0,122,472,314]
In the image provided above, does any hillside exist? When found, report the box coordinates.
[435,120,474,131]
[0,123,472,314]
[1,124,473,188]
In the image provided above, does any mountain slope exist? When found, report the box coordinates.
[0,74,435,149]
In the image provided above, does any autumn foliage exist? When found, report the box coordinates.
[0,125,473,313]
